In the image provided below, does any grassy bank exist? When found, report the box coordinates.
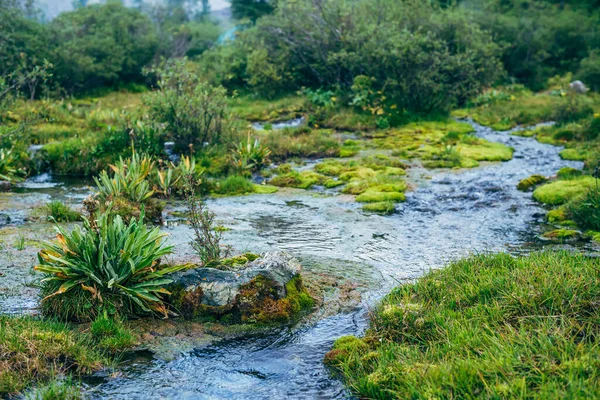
[0,315,127,397]
[326,252,600,399]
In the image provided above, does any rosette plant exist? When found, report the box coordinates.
[36,208,184,321]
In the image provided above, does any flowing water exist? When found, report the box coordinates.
[2,121,595,399]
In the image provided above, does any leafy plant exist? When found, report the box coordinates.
[0,149,23,182]
[303,87,336,108]
[232,132,272,173]
[94,152,155,203]
[35,208,183,321]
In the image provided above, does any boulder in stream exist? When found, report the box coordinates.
[0,181,11,192]
[168,251,314,323]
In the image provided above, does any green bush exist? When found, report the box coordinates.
[36,210,183,321]
[143,58,230,150]
[216,0,502,113]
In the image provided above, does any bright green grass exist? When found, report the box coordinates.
[326,251,600,399]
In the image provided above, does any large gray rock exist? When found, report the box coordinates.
[0,181,11,192]
[171,251,302,308]
[570,80,589,94]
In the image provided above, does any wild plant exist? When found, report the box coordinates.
[94,151,155,203]
[232,132,272,173]
[0,149,23,182]
[181,172,230,265]
[155,165,177,198]
[35,208,184,321]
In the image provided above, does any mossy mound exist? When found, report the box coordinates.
[236,275,314,323]
[355,190,406,203]
[517,174,547,191]
[268,170,327,189]
[533,176,596,205]
[547,207,568,223]
[362,201,396,214]
[542,229,580,241]
[560,148,588,161]
[457,141,514,162]
[557,167,583,179]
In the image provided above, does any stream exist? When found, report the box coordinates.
[1,120,595,399]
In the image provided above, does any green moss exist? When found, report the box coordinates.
[457,141,514,162]
[517,174,547,191]
[212,175,256,196]
[323,179,345,188]
[235,274,314,324]
[542,229,579,240]
[355,190,406,203]
[557,167,583,179]
[533,177,596,205]
[560,148,588,161]
[547,208,568,223]
[253,184,278,194]
[269,170,327,189]
[362,201,396,214]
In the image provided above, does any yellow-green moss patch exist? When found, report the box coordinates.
[533,177,596,205]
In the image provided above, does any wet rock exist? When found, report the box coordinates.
[569,80,589,94]
[0,181,11,192]
[169,251,311,322]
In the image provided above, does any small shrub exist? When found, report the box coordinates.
[182,173,231,265]
[144,58,229,150]
[36,209,181,321]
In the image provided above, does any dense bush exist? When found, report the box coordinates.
[48,3,158,93]
[36,208,182,321]
[144,58,230,150]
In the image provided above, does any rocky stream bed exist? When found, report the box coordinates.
[0,120,597,399]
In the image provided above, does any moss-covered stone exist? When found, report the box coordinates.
[253,184,279,194]
[533,177,596,205]
[517,174,547,191]
[235,275,314,323]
